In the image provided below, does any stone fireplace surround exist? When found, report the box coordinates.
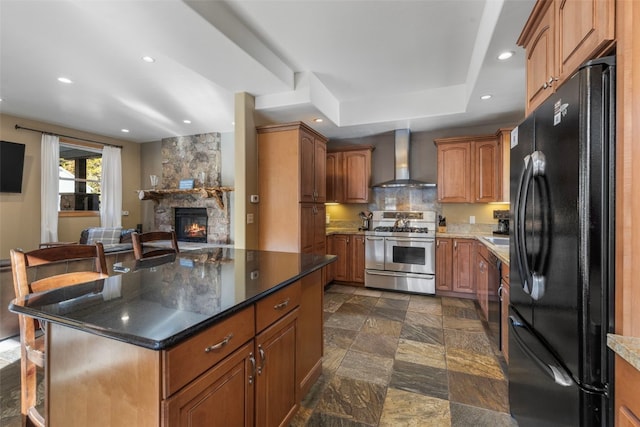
[153,133,230,245]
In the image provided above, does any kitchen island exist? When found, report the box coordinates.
[10,247,335,427]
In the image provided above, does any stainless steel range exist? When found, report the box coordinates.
[364,210,436,295]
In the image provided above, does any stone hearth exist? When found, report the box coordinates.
[153,133,230,244]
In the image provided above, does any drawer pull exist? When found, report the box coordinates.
[273,298,290,310]
[204,333,233,353]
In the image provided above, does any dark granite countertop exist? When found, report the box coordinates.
[9,247,336,351]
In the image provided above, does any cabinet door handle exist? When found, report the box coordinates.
[204,333,233,353]
[249,352,256,384]
[273,298,290,310]
[258,345,266,374]
[454,241,457,250]
[543,76,557,89]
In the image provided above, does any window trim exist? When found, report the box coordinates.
[58,138,103,214]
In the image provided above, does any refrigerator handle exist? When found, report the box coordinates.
[534,157,552,300]
[514,152,549,301]
[514,155,533,295]
[509,316,574,387]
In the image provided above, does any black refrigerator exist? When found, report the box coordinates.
[508,56,615,427]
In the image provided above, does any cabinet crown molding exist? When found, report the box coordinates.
[517,0,554,46]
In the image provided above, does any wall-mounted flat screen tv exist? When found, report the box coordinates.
[0,141,26,193]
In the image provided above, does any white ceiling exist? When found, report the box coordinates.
[0,0,535,143]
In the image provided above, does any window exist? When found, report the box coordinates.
[58,142,102,212]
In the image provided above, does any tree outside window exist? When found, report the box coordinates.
[59,143,102,211]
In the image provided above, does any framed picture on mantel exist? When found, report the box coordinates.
[179,179,194,190]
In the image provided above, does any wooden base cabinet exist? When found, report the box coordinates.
[167,310,300,427]
[435,237,476,296]
[255,309,299,427]
[163,341,255,427]
[452,239,476,294]
[43,276,321,427]
[297,270,323,397]
[327,234,364,285]
[435,238,453,292]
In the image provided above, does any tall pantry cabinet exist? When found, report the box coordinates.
[256,122,327,399]
[256,122,327,255]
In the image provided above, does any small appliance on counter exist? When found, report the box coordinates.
[358,211,373,231]
[493,210,509,235]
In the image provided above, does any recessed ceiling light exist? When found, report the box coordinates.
[481,94,492,100]
[142,56,155,63]
[313,118,323,123]
[498,51,514,61]
[121,129,130,133]
[183,119,191,124]
[57,77,73,84]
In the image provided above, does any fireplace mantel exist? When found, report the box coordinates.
[137,186,233,209]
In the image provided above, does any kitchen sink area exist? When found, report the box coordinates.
[481,236,510,246]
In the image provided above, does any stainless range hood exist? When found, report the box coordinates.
[372,129,436,188]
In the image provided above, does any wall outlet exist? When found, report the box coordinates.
[121,210,129,216]
[469,215,476,224]
[247,213,254,224]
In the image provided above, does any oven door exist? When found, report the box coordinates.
[384,237,434,274]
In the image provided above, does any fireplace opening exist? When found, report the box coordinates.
[175,208,208,243]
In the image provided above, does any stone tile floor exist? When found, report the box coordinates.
[290,284,517,426]
[0,284,517,426]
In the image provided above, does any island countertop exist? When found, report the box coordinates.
[9,247,336,351]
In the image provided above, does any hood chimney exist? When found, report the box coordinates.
[372,129,436,188]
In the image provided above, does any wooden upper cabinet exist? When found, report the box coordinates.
[435,141,472,203]
[519,0,557,114]
[496,128,511,202]
[518,0,615,115]
[474,136,501,203]
[314,137,327,203]
[326,147,373,203]
[257,122,327,253]
[434,135,502,203]
[556,0,614,83]
[299,128,326,203]
[343,150,371,203]
[326,152,343,203]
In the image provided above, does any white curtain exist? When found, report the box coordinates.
[41,134,59,243]
[100,146,122,228]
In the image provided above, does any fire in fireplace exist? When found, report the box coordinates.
[175,208,208,243]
